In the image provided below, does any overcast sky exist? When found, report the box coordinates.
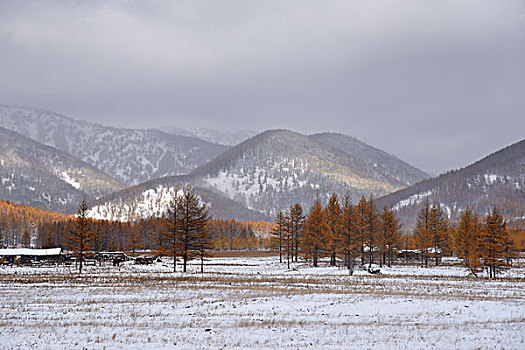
[0,1,524,175]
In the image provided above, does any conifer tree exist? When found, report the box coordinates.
[164,191,182,272]
[302,198,328,267]
[324,193,342,266]
[68,196,94,273]
[356,196,368,265]
[178,185,210,273]
[363,195,380,268]
[428,203,449,266]
[286,203,304,264]
[341,194,359,274]
[379,206,400,267]
[128,225,143,256]
[479,208,512,278]
[271,210,285,263]
[455,207,481,273]
[195,224,213,273]
[414,201,432,267]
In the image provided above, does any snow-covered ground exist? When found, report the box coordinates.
[0,257,524,349]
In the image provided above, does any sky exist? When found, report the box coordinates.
[0,1,524,175]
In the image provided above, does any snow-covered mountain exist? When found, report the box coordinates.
[169,127,257,146]
[378,139,525,230]
[188,129,420,216]
[89,129,426,221]
[0,127,124,212]
[0,104,229,185]
[310,132,429,186]
[87,175,270,222]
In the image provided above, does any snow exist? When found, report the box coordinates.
[0,248,61,256]
[0,256,524,349]
[484,174,500,185]
[57,171,81,189]
[393,190,433,210]
[87,185,207,222]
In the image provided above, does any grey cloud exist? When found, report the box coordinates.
[0,0,524,174]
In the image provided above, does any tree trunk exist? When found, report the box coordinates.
[279,233,282,263]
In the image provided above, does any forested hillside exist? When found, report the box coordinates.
[378,140,525,230]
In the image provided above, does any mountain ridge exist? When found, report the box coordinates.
[377,139,525,230]
[0,103,229,186]
[0,126,124,212]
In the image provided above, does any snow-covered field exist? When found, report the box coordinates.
[1,257,524,349]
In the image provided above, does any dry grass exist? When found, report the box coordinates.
[208,250,279,258]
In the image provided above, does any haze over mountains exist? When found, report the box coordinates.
[0,102,522,227]
[0,104,229,185]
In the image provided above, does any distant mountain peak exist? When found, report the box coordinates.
[0,104,229,186]
[378,139,525,230]
[0,126,124,212]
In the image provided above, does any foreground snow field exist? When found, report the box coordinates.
[1,257,524,349]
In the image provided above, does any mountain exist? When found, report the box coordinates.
[0,104,229,185]
[188,129,421,216]
[88,129,424,221]
[87,175,270,222]
[310,132,429,185]
[378,139,525,230]
[0,127,124,212]
[169,127,257,146]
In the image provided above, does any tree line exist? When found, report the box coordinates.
[271,194,400,274]
[272,194,520,277]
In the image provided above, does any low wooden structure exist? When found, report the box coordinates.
[92,252,131,266]
[0,248,62,265]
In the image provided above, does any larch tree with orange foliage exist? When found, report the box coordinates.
[324,193,342,267]
[479,208,512,278]
[355,196,368,265]
[340,194,359,274]
[455,207,482,274]
[68,196,94,273]
[363,195,380,268]
[302,198,328,267]
[379,206,400,267]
